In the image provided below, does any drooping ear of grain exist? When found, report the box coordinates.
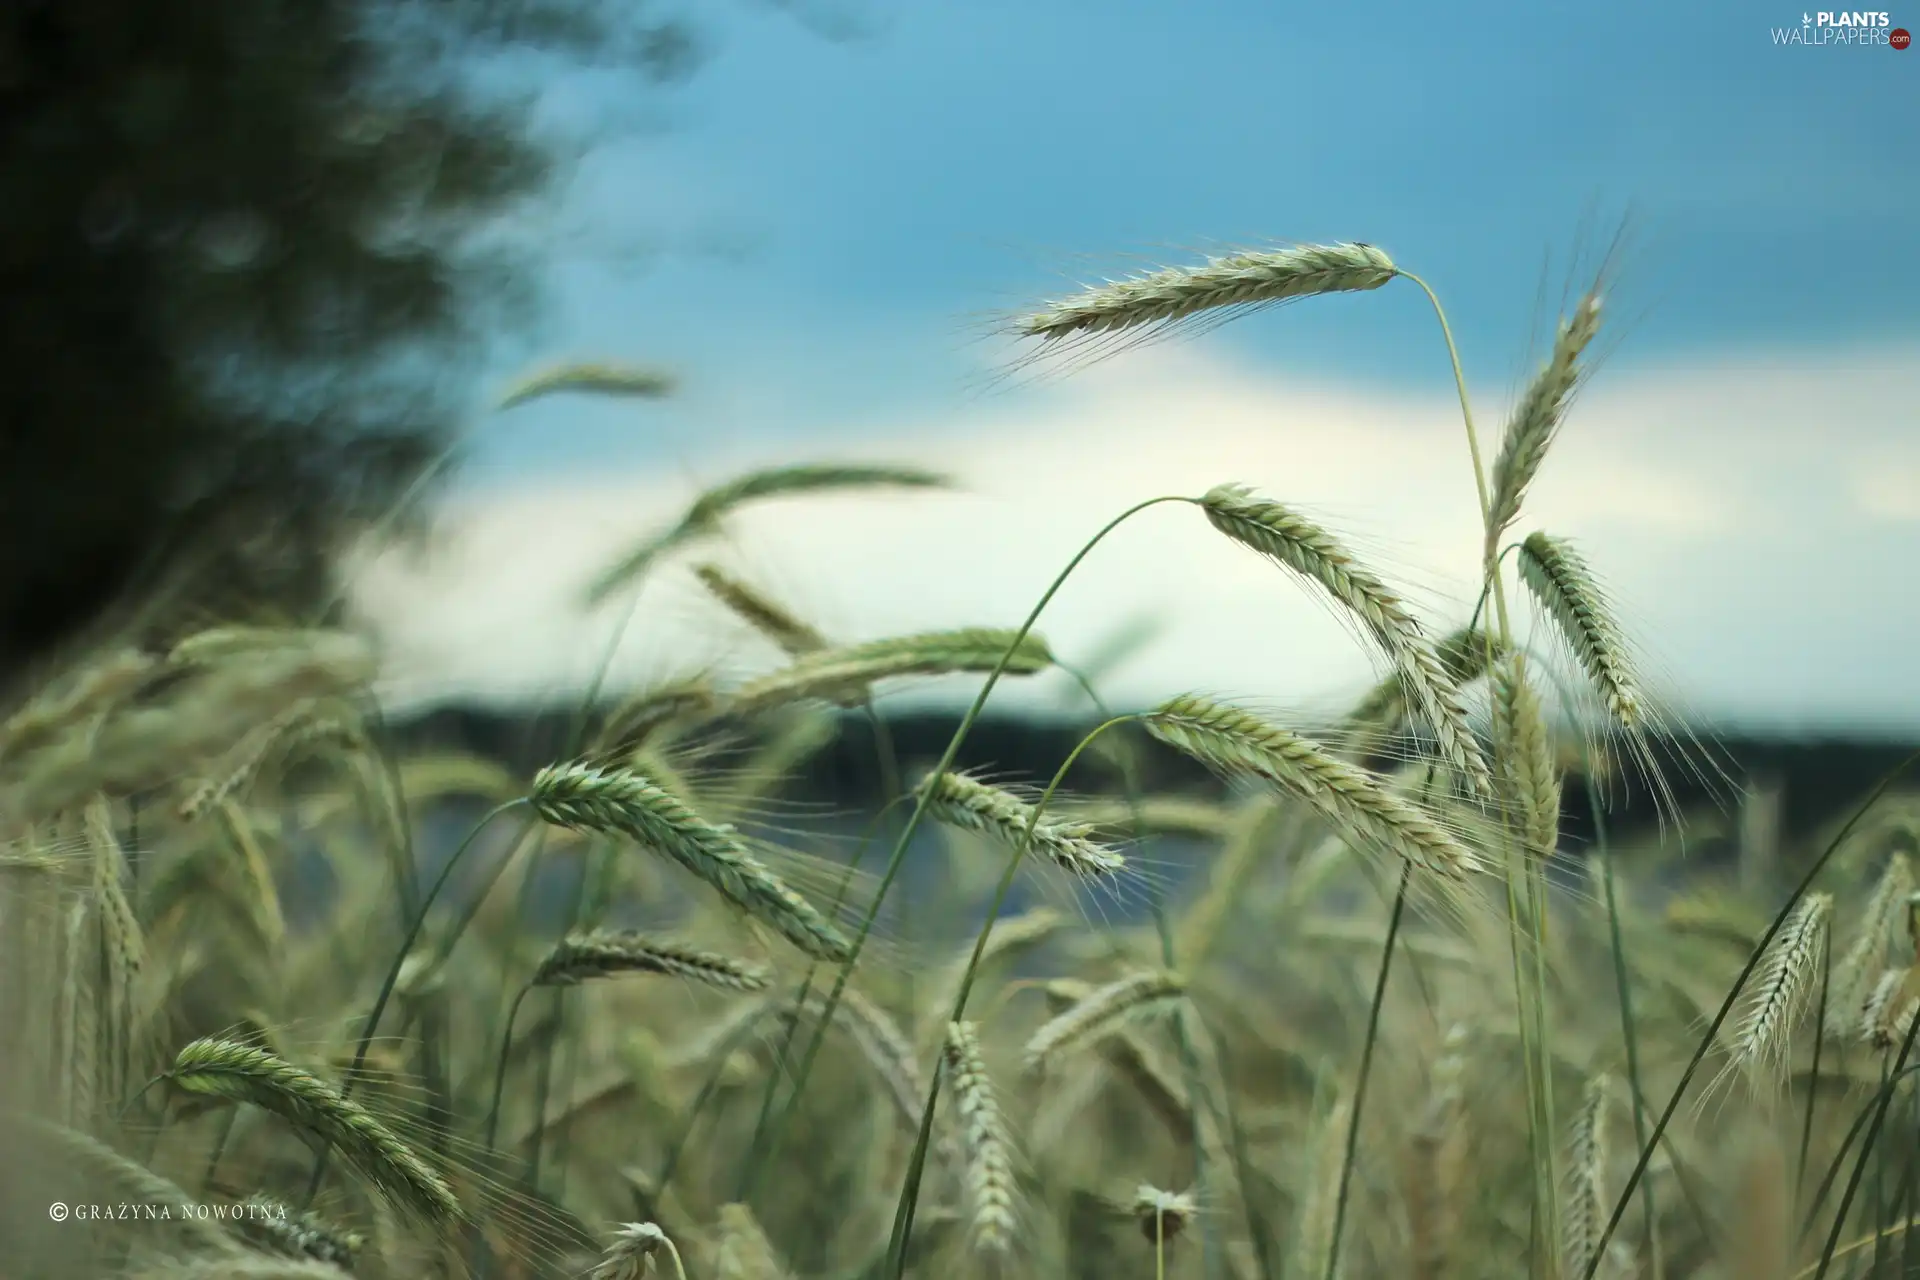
[1200,484,1491,796]
[1023,970,1186,1075]
[728,627,1053,715]
[531,930,772,992]
[1516,531,1643,731]
[1145,695,1482,879]
[919,770,1125,879]
[693,563,828,657]
[1017,242,1398,341]
[497,361,676,409]
[163,1037,463,1226]
[530,762,853,962]
[588,463,951,605]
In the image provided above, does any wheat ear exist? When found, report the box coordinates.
[1486,295,1603,543]
[497,361,675,408]
[1019,242,1396,340]
[1727,893,1832,1080]
[164,1037,462,1225]
[1407,1024,1470,1280]
[1491,654,1562,861]
[589,463,949,604]
[944,1021,1018,1257]
[591,1221,689,1280]
[920,770,1125,878]
[1145,695,1481,879]
[1023,970,1185,1075]
[532,930,771,992]
[232,1196,364,1267]
[1517,532,1643,730]
[1828,853,1913,1040]
[1201,483,1491,795]
[729,627,1053,713]
[694,563,827,656]
[530,762,853,962]
[715,1202,792,1280]
[1562,1074,1612,1280]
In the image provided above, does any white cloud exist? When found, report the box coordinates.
[347,340,1920,735]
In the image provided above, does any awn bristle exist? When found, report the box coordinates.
[1200,483,1492,796]
[1018,242,1397,341]
[1827,853,1912,1041]
[530,762,853,962]
[729,628,1053,714]
[1145,695,1482,879]
[593,679,719,757]
[943,1021,1018,1256]
[694,563,827,656]
[1728,893,1831,1080]
[1517,532,1643,730]
[532,930,771,992]
[1562,1074,1612,1280]
[1023,970,1185,1075]
[1486,295,1603,544]
[163,1037,462,1226]
[1491,654,1562,862]
[497,361,675,409]
[920,771,1126,878]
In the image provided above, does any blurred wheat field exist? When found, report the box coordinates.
[4,242,1920,1280]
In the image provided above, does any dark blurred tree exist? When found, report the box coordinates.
[0,0,705,693]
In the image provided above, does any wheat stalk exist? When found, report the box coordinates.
[1018,242,1397,340]
[530,762,853,962]
[1145,695,1482,878]
[1200,483,1491,795]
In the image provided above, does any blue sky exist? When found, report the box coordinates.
[462,0,1918,482]
[362,0,1920,733]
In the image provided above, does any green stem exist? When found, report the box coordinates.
[743,494,1193,1203]
[304,797,527,1204]
[1325,861,1412,1280]
[885,713,1144,1276]
[482,981,538,1162]
[1586,746,1920,1278]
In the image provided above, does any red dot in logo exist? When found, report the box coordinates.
[1893,27,1912,48]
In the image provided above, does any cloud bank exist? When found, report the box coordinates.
[349,340,1920,736]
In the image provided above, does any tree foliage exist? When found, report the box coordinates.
[0,0,699,688]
